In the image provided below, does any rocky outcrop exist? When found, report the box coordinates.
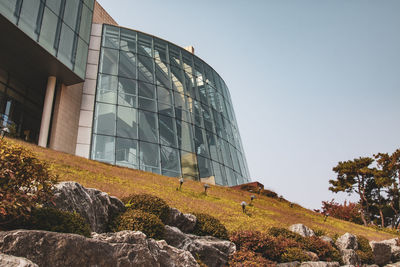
[49,181,125,233]
[299,261,340,267]
[0,230,198,267]
[164,225,235,267]
[0,253,38,267]
[341,249,360,265]
[289,224,315,237]
[335,233,358,251]
[370,241,392,266]
[378,238,400,262]
[165,207,197,233]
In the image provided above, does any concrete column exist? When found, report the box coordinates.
[38,76,56,147]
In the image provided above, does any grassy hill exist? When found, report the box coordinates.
[7,137,396,241]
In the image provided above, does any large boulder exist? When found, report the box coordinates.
[380,238,400,262]
[165,208,197,233]
[49,181,125,233]
[335,233,358,251]
[164,225,235,267]
[277,262,300,267]
[0,230,198,267]
[0,253,38,267]
[299,261,340,267]
[341,249,360,266]
[289,224,315,237]
[369,241,392,266]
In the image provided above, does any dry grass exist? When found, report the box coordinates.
[7,138,397,241]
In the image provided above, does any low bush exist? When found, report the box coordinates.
[312,228,326,237]
[280,247,312,262]
[112,209,164,239]
[229,250,275,266]
[267,227,304,242]
[192,213,229,240]
[356,235,374,264]
[303,236,341,262]
[261,189,278,198]
[22,208,91,237]
[121,194,170,223]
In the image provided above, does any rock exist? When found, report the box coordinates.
[393,246,400,261]
[304,251,319,261]
[320,235,334,245]
[341,249,360,266]
[49,181,125,233]
[385,262,400,267]
[379,238,400,262]
[370,241,392,266]
[165,208,197,233]
[340,265,355,267]
[277,262,300,267]
[0,253,38,267]
[0,230,198,267]
[164,225,235,267]
[299,261,340,267]
[335,233,358,251]
[289,224,315,237]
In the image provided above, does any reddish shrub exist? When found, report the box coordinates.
[229,250,275,266]
[302,236,341,261]
[317,200,362,224]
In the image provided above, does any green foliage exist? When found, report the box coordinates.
[229,250,275,266]
[303,236,341,262]
[267,227,304,242]
[280,247,312,262]
[121,194,170,223]
[112,209,165,239]
[192,212,229,240]
[356,235,374,264]
[21,207,91,237]
[0,139,57,227]
[312,228,327,237]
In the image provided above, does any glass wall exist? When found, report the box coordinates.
[91,25,250,186]
[0,0,94,79]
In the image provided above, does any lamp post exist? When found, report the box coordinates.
[0,126,9,140]
[250,195,256,205]
[179,178,184,190]
[241,201,247,213]
[204,183,210,195]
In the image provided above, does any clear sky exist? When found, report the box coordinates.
[97,0,400,209]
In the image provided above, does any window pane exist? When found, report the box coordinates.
[118,77,137,108]
[137,33,152,57]
[181,151,198,180]
[120,28,136,53]
[119,51,136,79]
[79,4,91,43]
[138,110,158,143]
[194,126,209,157]
[39,7,58,55]
[92,134,115,164]
[198,155,213,179]
[138,81,155,99]
[99,48,119,75]
[138,97,156,112]
[159,114,177,148]
[117,106,138,139]
[0,0,18,23]
[58,23,76,69]
[18,0,41,39]
[93,103,116,135]
[158,103,174,117]
[176,120,193,152]
[175,108,191,123]
[46,0,62,14]
[63,0,80,30]
[161,145,181,175]
[74,38,88,78]
[155,61,170,88]
[139,141,160,173]
[116,138,138,169]
[102,24,120,49]
[137,55,154,83]
[97,74,117,104]
[157,86,172,105]
[170,65,184,94]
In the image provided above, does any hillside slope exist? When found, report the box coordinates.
[7,138,396,241]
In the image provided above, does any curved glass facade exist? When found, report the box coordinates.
[91,24,250,186]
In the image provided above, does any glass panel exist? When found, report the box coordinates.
[46,0,62,14]
[222,140,233,168]
[138,110,158,143]
[174,92,187,110]
[158,103,174,117]
[119,51,136,79]
[198,155,213,178]
[117,106,138,139]
[63,0,80,30]
[226,167,237,186]
[97,74,117,104]
[99,48,119,75]
[91,134,115,164]
[176,120,193,152]
[79,4,91,43]
[58,23,76,69]
[154,39,168,63]
[182,51,193,75]
[120,28,136,53]
[175,108,191,123]
[137,55,154,83]
[18,0,41,40]
[138,97,156,112]
[0,0,18,23]
[157,86,172,105]
[155,61,170,88]
[207,131,219,162]
[181,151,198,180]
[102,25,120,49]
[169,45,181,67]
[118,77,137,108]
[83,0,95,10]
[137,33,152,57]
[38,7,58,55]
[194,126,209,157]
[74,38,88,78]
[93,103,116,135]
[159,114,177,148]
[192,100,203,127]
[212,161,224,185]
[138,81,155,99]
[139,141,160,173]
[116,138,138,168]
[170,65,184,93]
[201,104,214,132]
[160,145,181,175]
[230,145,241,173]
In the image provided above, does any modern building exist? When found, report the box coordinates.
[0,1,251,186]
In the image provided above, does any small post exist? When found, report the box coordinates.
[0,126,9,140]
[241,201,247,213]
[250,195,256,205]
[179,178,184,190]
[204,183,210,195]
[324,213,330,222]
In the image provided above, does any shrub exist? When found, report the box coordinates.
[356,235,374,264]
[229,250,275,266]
[261,189,278,198]
[112,209,164,239]
[312,228,326,237]
[280,247,312,262]
[121,194,170,223]
[22,208,91,237]
[0,139,57,228]
[267,227,304,242]
[303,236,341,262]
[192,213,229,240]
[318,200,363,225]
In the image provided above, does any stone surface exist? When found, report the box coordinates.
[0,253,38,267]
[370,241,392,266]
[393,246,400,261]
[304,251,319,261]
[164,225,235,267]
[289,224,315,237]
[49,181,125,233]
[299,261,340,267]
[165,208,197,233]
[320,236,334,245]
[0,230,198,267]
[335,233,358,251]
[341,249,360,266]
[385,262,400,267]
[277,262,300,267]
[380,238,400,261]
